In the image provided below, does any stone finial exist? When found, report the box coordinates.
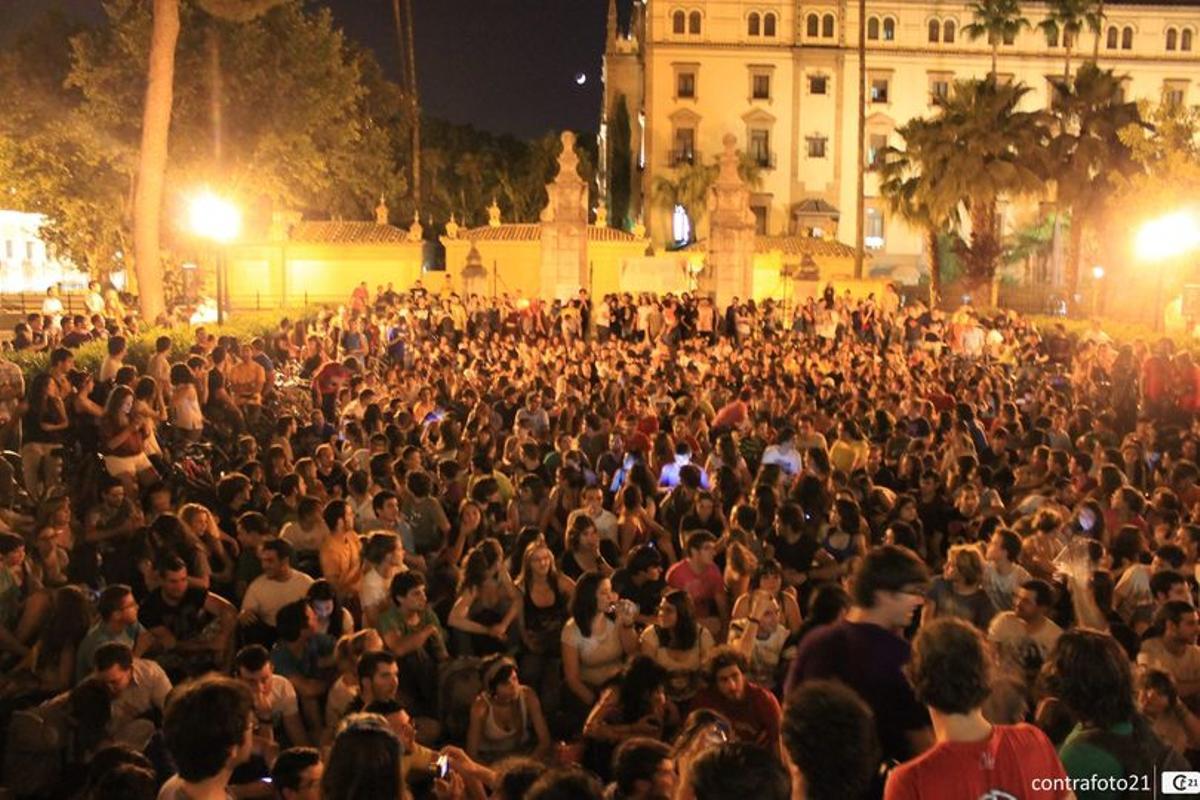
[445,213,460,240]
[717,134,742,185]
[407,209,423,242]
[632,216,647,239]
[375,195,389,225]
[557,131,581,178]
[488,198,502,227]
[595,200,609,227]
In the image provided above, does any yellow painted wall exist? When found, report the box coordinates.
[443,240,543,298]
[226,242,424,307]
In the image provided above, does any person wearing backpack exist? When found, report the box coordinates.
[1046,628,1191,799]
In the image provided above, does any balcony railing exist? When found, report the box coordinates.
[751,151,777,169]
[669,149,698,167]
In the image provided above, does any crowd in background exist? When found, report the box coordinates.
[0,277,1195,799]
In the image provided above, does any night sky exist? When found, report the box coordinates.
[1,0,610,139]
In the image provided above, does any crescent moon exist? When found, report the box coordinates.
[575,73,587,85]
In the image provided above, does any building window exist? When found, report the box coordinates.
[868,133,888,167]
[752,74,771,100]
[928,20,940,43]
[1167,28,1178,50]
[1002,28,1015,44]
[1106,26,1118,49]
[865,208,885,248]
[752,206,768,235]
[763,13,776,36]
[883,17,895,41]
[822,14,835,37]
[930,78,950,102]
[672,10,686,34]
[867,17,880,40]
[688,10,701,34]
[749,129,772,168]
[806,13,819,37]
[672,128,696,166]
[748,12,760,36]
[870,78,890,103]
[807,136,827,158]
[677,72,695,98]
[1122,26,1133,49]
[943,20,956,43]
[1165,84,1187,108]
[1047,27,1059,47]
[1184,29,1194,51]
[809,74,828,94]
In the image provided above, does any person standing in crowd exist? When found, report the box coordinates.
[787,545,933,763]
[883,618,1069,799]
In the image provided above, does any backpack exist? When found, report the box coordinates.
[438,656,483,745]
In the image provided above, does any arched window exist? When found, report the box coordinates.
[1183,29,1194,51]
[928,19,941,43]
[806,13,819,37]
[867,17,880,40]
[1047,27,1059,47]
[748,12,760,36]
[943,20,956,43]
[688,10,701,34]
[1167,27,1178,51]
[883,17,895,40]
[672,10,686,34]
[822,13,835,37]
[764,13,776,36]
[1106,26,1118,49]
[1122,26,1133,49]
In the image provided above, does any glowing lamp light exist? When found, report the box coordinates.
[1135,211,1200,261]
[1092,265,1105,280]
[188,191,242,244]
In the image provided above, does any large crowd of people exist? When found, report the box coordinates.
[0,278,1196,799]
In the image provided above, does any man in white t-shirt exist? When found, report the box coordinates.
[1137,600,1200,702]
[987,579,1062,675]
[241,539,313,629]
[235,644,309,747]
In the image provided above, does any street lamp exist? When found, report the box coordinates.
[188,190,241,324]
[1136,211,1200,332]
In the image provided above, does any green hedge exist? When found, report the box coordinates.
[2,310,312,380]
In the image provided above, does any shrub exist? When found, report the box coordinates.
[2,309,314,381]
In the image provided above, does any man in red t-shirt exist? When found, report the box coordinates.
[665,531,727,631]
[884,618,1069,800]
[692,647,781,756]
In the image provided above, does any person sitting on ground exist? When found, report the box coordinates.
[781,680,880,800]
[466,653,552,764]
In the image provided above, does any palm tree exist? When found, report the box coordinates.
[920,78,1051,295]
[1050,62,1143,309]
[134,0,285,321]
[1039,0,1104,80]
[963,0,1031,76]
[879,118,960,307]
[650,152,763,244]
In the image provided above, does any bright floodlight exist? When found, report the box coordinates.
[1092,265,1105,280]
[1135,211,1200,262]
[188,191,241,244]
